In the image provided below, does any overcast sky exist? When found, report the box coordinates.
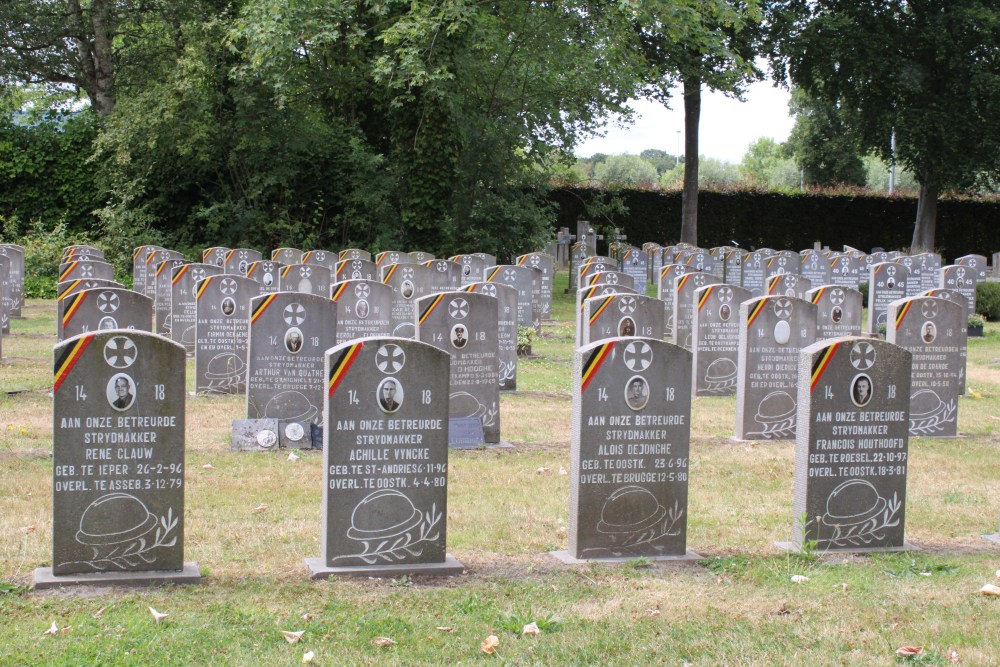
[575,80,795,164]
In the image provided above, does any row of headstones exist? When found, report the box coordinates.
[0,244,26,356]
[40,328,1000,589]
[575,272,967,439]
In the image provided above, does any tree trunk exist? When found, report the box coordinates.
[910,170,939,253]
[680,76,700,246]
[66,0,115,117]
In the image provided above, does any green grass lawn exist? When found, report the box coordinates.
[1,272,998,666]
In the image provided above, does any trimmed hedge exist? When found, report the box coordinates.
[550,187,1000,262]
[977,282,1000,321]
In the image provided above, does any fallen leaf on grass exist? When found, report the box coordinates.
[919,572,931,577]
[281,630,305,644]
[947,647,959,662]
[644,609,660,617]
[535,466,550,475]
[287,452,299,462]
[43,622,58,636]
[20,525,35,534]
[895,646,924,658]
[149,607,168,624]
[251,504,268,514]
[92,606,107,619]
[791,575,809,583]
[372,637,397,647]
[60,626,72,635]
[980,584,1000,596]
[436,627,453,632]
[301,613,314,622]
[302,651,314,664]
[481,635,499,655]
[522,622,541,636]
[201,464,215,469]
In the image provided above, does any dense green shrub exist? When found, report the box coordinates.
[977,282,1000,321]
[1,217,99,298]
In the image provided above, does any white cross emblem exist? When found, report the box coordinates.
[502,268,517,282]
[623,341,652,372]
[220,278,238,295]
[618,295,637,314]
[718,286,734,303]
[920,299,938,319]
[103,336,137,369]
[481,284,496,297]
[851,341,876,370]
[97,291,119,313]
[355,283,370,299]
[773,297,793,319]
[449,298,469,320]
[283,302,306,326]
[830,288,845,305]
[376,344,405,374]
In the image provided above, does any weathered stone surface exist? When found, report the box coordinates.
[202,247,230,267]
[920,289,969,394]
[657,264,694,340]
[517,252,555,320]
[567,337,693,560]
[170,264,224,356]
[735,296,817,440]
[619,246,648,294]
[279,264,331,297]
[672,272,722,350]
[423,259,464,291]
[807,286,863,340]
[939,265,978,318]
[375,251,415,269]
[956,254,988,280]
[224,248,263,275]
[800,252,832,286]
[271,248,304,265]
[302,250,340,272]
[154,259,188,335]
[830,252,864,290]
[887,296,962,437]
[450,254,488,286]
[741,250,771,297]
[330,279,393,344]
[417,292,500,443]
[333,258,379,283]
[766,273,813,300]
[132,246,163,298]
[59,259,116,284]
[867,262,910,332]
[692,284,751,396]
[0,244,25,317]
[409,251,435,263]
[914,252,942,291]
[142,251,185,301]
[59,288,153,342]
[50,331,187,576]
[789,337,912,552]
[581,293,664,346]
[463,282,518,391]
[339,248,372,262]
[195,275,260,394]
[486,265,536,331]
[231,418,280,452]
[382,263,434,339]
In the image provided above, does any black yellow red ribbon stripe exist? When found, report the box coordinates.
[328,342,364,397]
[810,341,841,392]
[419,293,446,326]
[746,298,768,327]
[581,341,615,394]
[53,334,94,394]
[588,296,614,326]
[250,293,278,324]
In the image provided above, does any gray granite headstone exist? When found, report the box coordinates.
[897,256,925,297]
[585,270,635,291]
[807,286,863,340]
[867,262,910,332]
[915,252,942,291]
[195,275,260,394]
[463,282,518,391]
[784,337,912,552]
[741,250,769,297]
[170,263,223,356]
[956,254,988,280]
[887,296,962,437]
[409,251,435,263]
[472,252,497,269]
[60,259,116,284]
[575,284,638,346]
[684,249,720,278]
[339,248,372,262]
[486,265,536,331]
[202,247,230,268]
[375,250,415,270]
[830,252,862,290]
[0,257,10,334]
[224,248,263,275]
[302,249,340,272]
[333,258,379,283]
[62,245,105,261]
[578,258,617,289]
[132,245,163,298]
[568,243,590,291]
[246,260,285,294]
[383,263,434,339]
[921,289,970,394]
[59,288,153,342]
[57,279,124,331]
[0,244,25,317]
[645,243,663,284]
[939,265,977,318]
[619,246,648,294]
[272,248,303,265]
[143,250,185,300]
[692,284,751,396]
[246,293,338,441]
[672,272,722,350]
[735,296,817,440]
[800,252,832,286]
[279,263,331,297]
[657,264,694,340]
[423,259,464,291]
[558,337,696,562]
[517,252,555,320]
[417,292,500,444]
[582,293,664,346]
[766,273,812,300]
[307,337,463,578]
[764,251,801,282]
[450,254,488,286]
[39,330,197,587]
[154,258,188,335]
[722,247,747,286]
[231,418,280,452]
[331,279,393,344]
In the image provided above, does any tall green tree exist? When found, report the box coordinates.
[772,0,1000,251]
[784,88,866,187]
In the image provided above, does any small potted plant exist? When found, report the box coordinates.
[516,326,535,357]
[968,313,986,337]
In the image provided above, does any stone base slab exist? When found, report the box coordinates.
[450,440,516,451]
[548,550,702,565]
[774,541,918,554]
[34,562,201,590]
[984,533,1000,546]
[305,555,464,579]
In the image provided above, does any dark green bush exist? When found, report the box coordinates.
[977,282,1000,321]
[3,217,100,298]
[858,281,869,303]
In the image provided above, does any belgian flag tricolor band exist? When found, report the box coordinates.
[746,298,768,327]
[331,282,350,301]
[810,342,841,391]
[767,275,780,294]
[132,247,143,261]
[251,293,278,324]
[54,334,94,394]
[767,257,777,269]
[145,252,157,265]
[246,261,259,276]
[336,262,348,278]
[62,291,87,328]
[329,342,364,397]
[810,287,826,304]
[302,251,314,264]
[419,293,446,326]
[155,259,172,278]
[676,273,691,294]
[581,341,615,394]
[196,276,214,300]
[281,265,293,279]
[698,285,716,311]
[270,249,280,260]
[375,253,388,266]
[588,296,614,326]
[516,256,527,266]
[486,266,503,282]
[895,300,913,329]
[225,249,236,264]
[59,262,78,282]
[579,286,602,312]
[58,280,83,301]
[172,264,190,286]
[383,264,400,283]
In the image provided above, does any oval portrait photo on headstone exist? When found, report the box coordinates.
[921,321,936,344]
[851,373,873,408]
[719,304,731,321]
[401,280,414,299]
[618,316,636,337]
[624,375,649,411]
[285,327,304,354]
[450,323,469,349]
[107,373,136,412]
[356,299,370,319]
[99,316,118,331]
[221,297,236,317]
[377,377,404,414]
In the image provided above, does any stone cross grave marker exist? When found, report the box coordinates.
[170,263,223,356]
[807,286,863,340]
[692,284,751,396]
[779,337,913,553]
[553,337,697,563]
[417,291,501,445]
[306,338,464,578]
[463,282,518,391]
[195,275,259,394]
[279,263,331,297]
[59,288,153,342]
[734,295,817,440]
[37,330,198,588]
[383,263,433,339]
[887,296,962,437]
[331,279,393,344]
[245,292,338,448]
[672,272,722,350]
[867,262,909,333]
[582,293,664,346]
